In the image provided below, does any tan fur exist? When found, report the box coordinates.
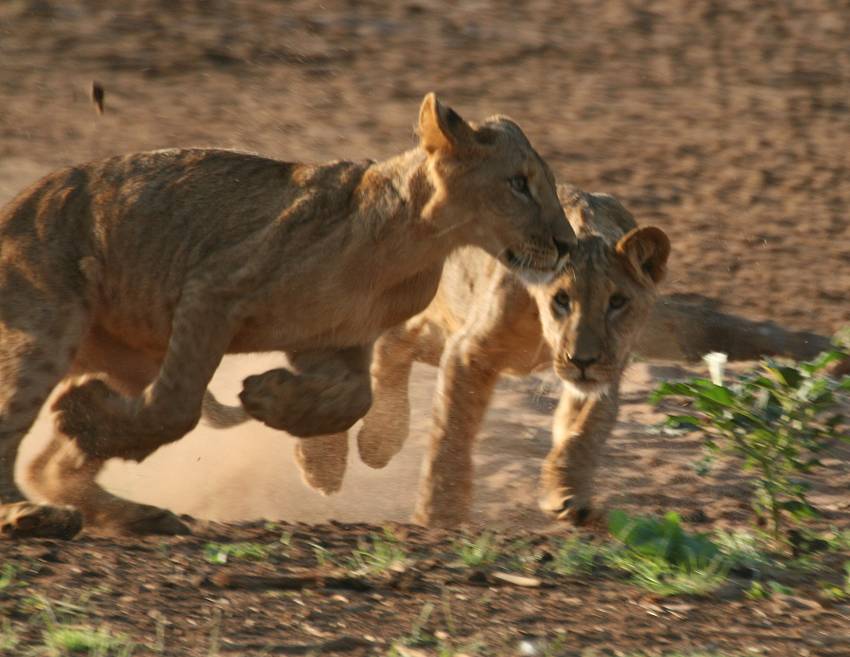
[408,188,669,526]
[0,93,575,538]
[292,186,668,524]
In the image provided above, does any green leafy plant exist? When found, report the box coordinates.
[744,580,769,600]
[392,601,437,650]
[653,349,850,540]
[624,653,742,657]
[606,510,728,596]
[504,537,546,574]
[435,638,485,657]
[609,510,720,568]
[24,594,87,622]
[745,579,793,600]
[309,542,335,568]
[607,554,729,597]
[712,529,772,573]
[387,599,484,657]
[263,523,294,551]
[14,591,140,655]
[823,527,850,551]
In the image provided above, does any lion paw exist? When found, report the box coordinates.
[239,369,306,431]
[91,503,191,536]
[411,507,468,529]
[356,418,407,469]
[293,433,348,496]
[239,369,369,437]
[52,378,131,459]
[412,492,471,528]
[0,502,83,540]
[538,491,593,525]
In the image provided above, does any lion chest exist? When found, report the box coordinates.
[372,267,443,331]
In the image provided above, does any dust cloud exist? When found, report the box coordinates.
[16,351,574,530]
[18,356,427,525]
[15,350,850,534]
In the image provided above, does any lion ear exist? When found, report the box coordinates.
[418,92,476,155]
[616,226,670,285]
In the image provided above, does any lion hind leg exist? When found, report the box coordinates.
[0,502,82,540]
[28,337,192,536]
[0,301,88,539]
[27,424,189,536]
[29,369,191,536]
[51,286,234,461]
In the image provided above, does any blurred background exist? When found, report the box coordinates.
[2,0,848,527]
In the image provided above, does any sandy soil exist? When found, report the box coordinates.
[1,1,849,655]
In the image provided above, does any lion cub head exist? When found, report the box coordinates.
[529,189,671,395]
[417,93,575,283]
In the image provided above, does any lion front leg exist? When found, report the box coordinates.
[412,333,502,528]
[239,345,373,437]
[538,380,620,524]
[357,323,426,469]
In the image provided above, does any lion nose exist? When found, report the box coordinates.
[553,237,571,259]
[568,355,597,373]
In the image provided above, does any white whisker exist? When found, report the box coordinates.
[432,216,476,239]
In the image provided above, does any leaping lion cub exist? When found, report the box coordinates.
[294,186,670,527]
[0,93,574,538]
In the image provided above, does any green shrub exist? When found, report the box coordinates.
[653,349,850,540]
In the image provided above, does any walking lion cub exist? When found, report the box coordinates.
[0,93,574,538]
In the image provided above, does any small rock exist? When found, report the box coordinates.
[491,572,542,588]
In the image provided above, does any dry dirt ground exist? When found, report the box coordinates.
[1,1,850,655]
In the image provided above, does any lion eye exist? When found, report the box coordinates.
[552,290,571,314]
[509,174,530,196]
[609,294,628,311]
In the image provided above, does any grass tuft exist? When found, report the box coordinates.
[550,537,599,576]
[43,625,134,657]
[453,532,500,568]
[605,550,730,597]
[347,529,407,574]
[203,541,272,564]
